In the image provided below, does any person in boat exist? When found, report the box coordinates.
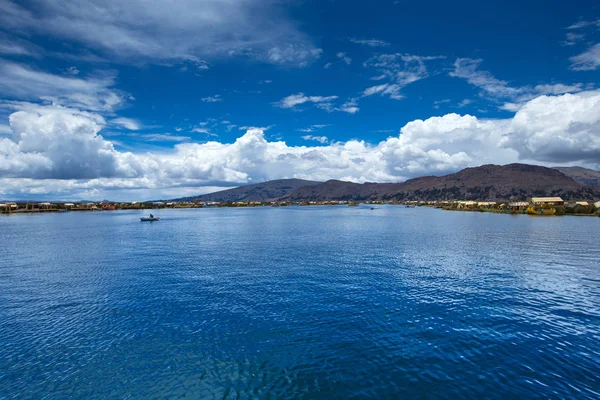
[149,213,154,218]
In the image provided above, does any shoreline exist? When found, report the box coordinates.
[2,202,599,217]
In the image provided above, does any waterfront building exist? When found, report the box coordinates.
[530,197,564,206]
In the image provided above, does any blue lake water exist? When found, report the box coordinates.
[1,206,599,399]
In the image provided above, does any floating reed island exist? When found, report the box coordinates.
[2,197,599,216]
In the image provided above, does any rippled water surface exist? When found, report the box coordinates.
[1,206,599,399]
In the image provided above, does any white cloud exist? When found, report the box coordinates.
[191,127,217,137]
[201,95,222,103]
[570,43,600,71]
[450,58,521,99]
[567,19,600,30]
[450,58,589,108]
[457,99,473,108]
[338,98,360,114]
[363,84,403,100]
[0,124,11,134]
[433,99,451,109]
[0,0,322,67]
[301,135,328,143]
[337,52,352,65]
[0,61,124,112]
[297,124,329,133]
[562,32,585,46]
[2,91,600,199]
[111,117,141,130]
[323,62,332,69]
[0,42,35,57]
[349,38,391,47]
[267,46,322,67]
[276,93,339,110]
[500,91,600,163]
[363,53,444,100]
[139,134,190,142]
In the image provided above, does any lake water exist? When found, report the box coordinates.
[1,206,599,399]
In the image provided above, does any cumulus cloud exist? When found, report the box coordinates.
[500,91,600,163]
[2,91,600,199]
[0,106,141,179]
[0,0,322,67]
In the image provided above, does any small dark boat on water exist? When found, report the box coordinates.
[141,213,160,222]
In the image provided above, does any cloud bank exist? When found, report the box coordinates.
[1,90,600,200]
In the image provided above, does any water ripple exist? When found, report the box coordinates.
[1,207,599,399]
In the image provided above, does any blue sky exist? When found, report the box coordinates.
[0,0,599,200]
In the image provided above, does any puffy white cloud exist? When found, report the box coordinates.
[0,0,321,67]
[501,91,600,163]
[1,106,142,179]
[2,90,600,199]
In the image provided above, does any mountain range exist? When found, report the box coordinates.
[171,164,600,203]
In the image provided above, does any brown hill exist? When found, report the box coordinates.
[172,178,319,202]
[284,164,600,201]
[173,164,600,203]
[553,166,600,187]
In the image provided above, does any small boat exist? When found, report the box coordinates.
[526,206,556,215]
[140,217,160,222]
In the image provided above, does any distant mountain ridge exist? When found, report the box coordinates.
[553,166,600,187]
[173,164,600,202]
[172,178,319,202]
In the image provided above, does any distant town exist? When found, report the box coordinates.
[2,197,600,216]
